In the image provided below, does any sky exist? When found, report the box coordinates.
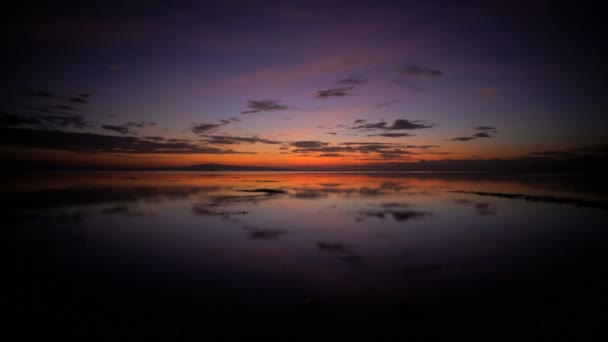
[1,0,606,170]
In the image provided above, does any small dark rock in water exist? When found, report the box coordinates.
[299,298,323,310]
[238,188,287,195]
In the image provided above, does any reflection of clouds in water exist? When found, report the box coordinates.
[192,204,248,219]
[242,225,288,240]
[102,205,147,217]
[452,198,498,216]
[317,241,365,265]
[356,209,431,222]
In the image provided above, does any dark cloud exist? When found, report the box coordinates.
[102,122,154,135]
[391,119,435,129]
[406,145,439,149]
[49,105,77,110]
[528,150,564,156]
[318,153,343,157]
[451,126,499,141]
[0,126,252,154]
[316,86,356,98]
[23,88,56,98]
[242,99,292,114]
[354,119,366,124]
[68,96,88,104]
[98,59,121,69]
[473,132,492,138]
[373,133,415,137]
[376,100,399,107]
[338,75,367,85]
[192,122,224,134]
[145,136,165,142]
[397,65,443,77]
[290,141,328,148]
[450,137,475,141]
[352,119,435,131]
[202,135,282,145]
[102,125,131,134]
[0,112,91,129]
[325,132,337,135]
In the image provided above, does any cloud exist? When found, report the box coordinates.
[290,141,328,148]
[202,135,282,145]
[102,125,131,134]
[352,119,435,131]
[49,105,77,111]
[102,121,156,135]
[316,86,356,98]
[373,133,414,137]
[338,75,368,85]
[98,59,121,69]
[406,145,439,149]
[23,88,56,98]
[288,141,425,160]
[391,119,435,130]
[473,126,496,131]
[0,112,91,129]
[68,96,88,104]
[397,65,443,77]
[473,132,492,138]
[0,126,252,154]
[145,136,165,142]
[376,100,399,108]
[450,125,499,141]
[192,123,223,134]
[318,153,343,157]
[450,137,475,141]
[242,99,292,114]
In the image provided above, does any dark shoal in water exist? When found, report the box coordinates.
[449,190,608,210]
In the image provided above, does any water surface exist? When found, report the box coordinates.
[3,172,607,338]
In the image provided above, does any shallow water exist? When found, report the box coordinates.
[3,172,608,338]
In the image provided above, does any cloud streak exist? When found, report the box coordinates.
[241,99,292,114]
[0,126,253,154]
[316,86,356,98]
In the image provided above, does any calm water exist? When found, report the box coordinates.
[3,172,608,338]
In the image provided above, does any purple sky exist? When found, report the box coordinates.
[1,0,606,169]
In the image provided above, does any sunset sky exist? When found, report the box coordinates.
[1,0,606,170]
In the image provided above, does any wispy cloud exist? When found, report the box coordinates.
[202,135,282,145]
[23,88,57,98]
[1,112,91,129]
[397,65,443,77]
[450,125,499,142]
[338,75,367,85]
[102,121,156,135]
[376,99,399,108]
[0,126,252,154]
[316,86,356,98]
[450,137,475,141]
[241,99,292,114]
[351,119,436,131]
